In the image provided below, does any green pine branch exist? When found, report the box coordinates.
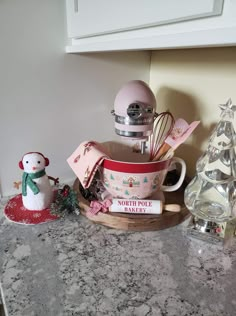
[50,185,80,218]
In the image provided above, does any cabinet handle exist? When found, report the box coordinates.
[74,0,78,13]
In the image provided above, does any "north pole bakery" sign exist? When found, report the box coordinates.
[110,198,162,214]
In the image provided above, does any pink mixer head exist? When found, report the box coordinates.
[112,80,156,139]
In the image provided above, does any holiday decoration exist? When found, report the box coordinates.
[4,194,58,225]
[154,118,200,160]
[67,141,110,190]
[87,199,112,216]
[185,99,236,223]
[4,152,60,225]
[19,152,58,210]
[68,80,200,231]
[50,185,80,217]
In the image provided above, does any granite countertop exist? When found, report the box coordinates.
[1,197,236,316]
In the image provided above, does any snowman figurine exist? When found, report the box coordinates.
[19,152,56,210]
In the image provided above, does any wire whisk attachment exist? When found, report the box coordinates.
[149,111,175,161]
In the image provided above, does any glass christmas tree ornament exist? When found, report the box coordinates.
[185,99,236,223]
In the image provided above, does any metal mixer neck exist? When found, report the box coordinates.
[114,114,154,126]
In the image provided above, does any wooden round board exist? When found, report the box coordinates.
[73,178,190,231]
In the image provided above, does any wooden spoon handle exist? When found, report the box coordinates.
[164,204,181,213]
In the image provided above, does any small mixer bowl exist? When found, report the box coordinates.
[100,141,186,199]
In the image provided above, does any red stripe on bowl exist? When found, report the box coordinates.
[102,158,171,173]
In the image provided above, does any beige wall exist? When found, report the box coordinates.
[0,0,150,197]
[149,47,236,177]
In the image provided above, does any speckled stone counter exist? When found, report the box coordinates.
[1,198,236,316]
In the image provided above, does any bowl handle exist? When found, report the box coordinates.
[161,157,186,192]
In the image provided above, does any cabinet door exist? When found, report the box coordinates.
[66,0,223,38]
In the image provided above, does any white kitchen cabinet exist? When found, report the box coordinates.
[65,0,236,53]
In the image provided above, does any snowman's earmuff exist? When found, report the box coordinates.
[19,160,24,170]
[19,152,50,169]
[44,157,49,166]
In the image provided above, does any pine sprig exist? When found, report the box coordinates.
[50,185,80,218]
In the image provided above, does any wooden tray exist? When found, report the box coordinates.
[73,178,190,231]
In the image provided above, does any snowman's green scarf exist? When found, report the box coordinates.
[22,169,46,196]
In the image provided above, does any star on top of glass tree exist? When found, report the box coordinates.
[219,98,236,113]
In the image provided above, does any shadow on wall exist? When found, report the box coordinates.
[155,86,217,177]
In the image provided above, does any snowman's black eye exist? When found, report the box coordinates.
[37,161,41,164]
[26,161,29,164]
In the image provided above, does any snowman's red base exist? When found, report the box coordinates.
[4,194,59,225]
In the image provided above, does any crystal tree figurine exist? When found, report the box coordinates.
[185,99,236,223]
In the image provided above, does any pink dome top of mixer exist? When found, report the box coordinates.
[112,80,157,139]
[114,80,156,116]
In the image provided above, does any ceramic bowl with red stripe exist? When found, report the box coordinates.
[100,142,186,199]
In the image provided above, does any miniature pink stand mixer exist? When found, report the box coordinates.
[68,80,199,229]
